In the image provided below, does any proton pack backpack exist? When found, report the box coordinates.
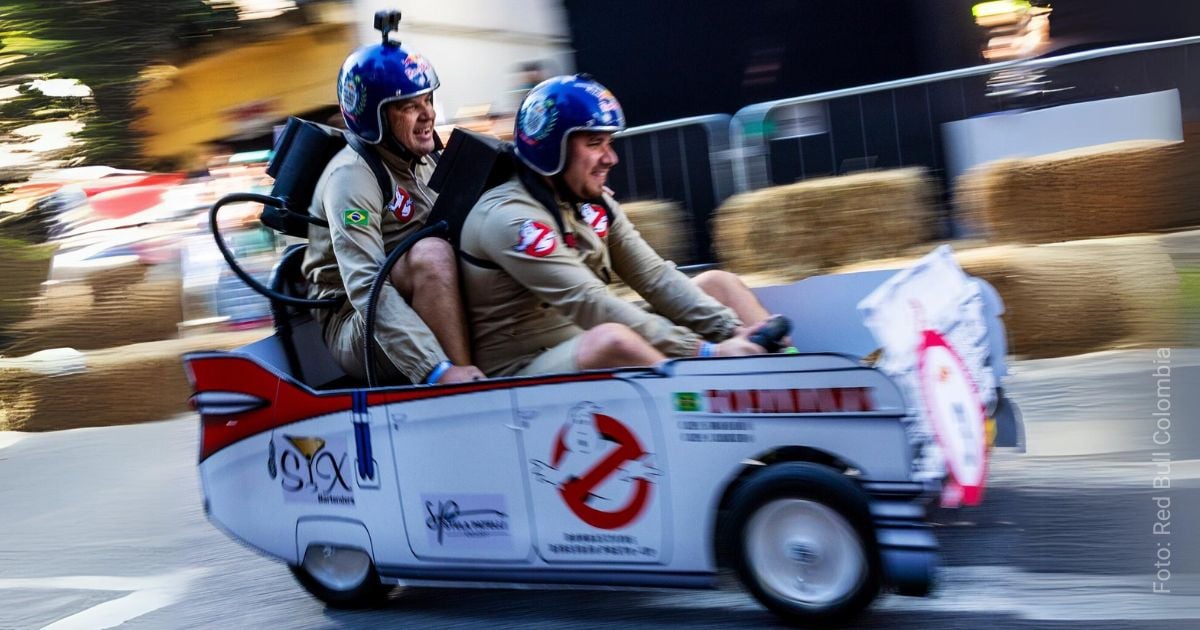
[260,116,393,238]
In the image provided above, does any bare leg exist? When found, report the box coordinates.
[575,323,666,370]
[390,237,472,366]
[693,270,770,326]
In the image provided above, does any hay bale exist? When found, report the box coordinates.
[955,140,1200,243]
[713,168,936,280]
[0,238,55,336]
[621,200,691,264]
[838,235,1181,358]
[2,265,183,354]
[0,329,269,432]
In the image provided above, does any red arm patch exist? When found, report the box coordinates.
[513,219,558,257]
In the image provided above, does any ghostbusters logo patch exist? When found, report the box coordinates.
[580,203,609,238]
[514,220,557,257]
[387,186,414,223]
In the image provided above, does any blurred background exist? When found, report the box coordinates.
[0,0,1197,431]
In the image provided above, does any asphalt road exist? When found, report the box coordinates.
[1,349,1197,629]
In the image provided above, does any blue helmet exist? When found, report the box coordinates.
[337,41,440,144]
[513,75,626,176]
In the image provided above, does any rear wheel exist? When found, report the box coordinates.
[726,463,880,626]
[289,545,392,609]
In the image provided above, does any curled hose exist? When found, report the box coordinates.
[363,220,449,387]
[209,193,342,309]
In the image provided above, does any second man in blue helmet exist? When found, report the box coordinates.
[302,31,484,385]
[459,75,779,377]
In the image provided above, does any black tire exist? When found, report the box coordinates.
[289,548,393,609]
[724,463,881,626]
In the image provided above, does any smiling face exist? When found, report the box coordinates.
[385,92,436,156]
[561,131,617,199]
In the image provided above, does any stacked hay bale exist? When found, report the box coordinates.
[839,236,1181,358]
[713,168,936,281]
[620,200,692,264]
[0,329,268,432]
[1,262,183,355]
[0,238,55,344]
[956,140,1200,243]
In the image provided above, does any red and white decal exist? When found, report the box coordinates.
[513,219,557,257]
[917,329,987,507]
[531,403,659,530]
[387,186,414,222]
[189,355,614,462]
[579,203,609,238]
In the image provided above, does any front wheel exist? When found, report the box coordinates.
[289,545,393,609]
[726,463,881,626]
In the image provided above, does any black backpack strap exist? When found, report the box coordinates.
[458,249,501,270]
[346,134,394,207]
[517,164,575,249]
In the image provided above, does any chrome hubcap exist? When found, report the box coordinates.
[302,545,371,592]
[746,498,866,606]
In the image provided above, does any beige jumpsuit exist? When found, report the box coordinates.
[459,176,741,377]
[301,143,447,383]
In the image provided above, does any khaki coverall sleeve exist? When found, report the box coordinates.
[322,163,448,382]
[478,200,706,358]
[605,202,741,341]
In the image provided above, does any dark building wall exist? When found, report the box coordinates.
[564,0,1200,125]
[563,0,920,125]
[910,0,1200,74]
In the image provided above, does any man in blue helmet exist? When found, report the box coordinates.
[459,75,778,377]
[301,27,484,385]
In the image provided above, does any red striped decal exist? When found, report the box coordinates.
[189,355,616,461]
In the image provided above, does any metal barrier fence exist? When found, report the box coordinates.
[732,36,1200,193]
[609,115,734,264]
[608,36,1200,262]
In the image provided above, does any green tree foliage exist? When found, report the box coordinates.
[0,0,241,169]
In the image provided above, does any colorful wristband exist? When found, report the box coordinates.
[425,360,453,384]
[698,341,716,358]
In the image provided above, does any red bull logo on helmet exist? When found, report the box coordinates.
[402,53,433,87]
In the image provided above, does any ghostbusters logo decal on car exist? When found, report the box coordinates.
[579,203,609,238]
[387,186,414,222]
[514,219,557,257]
[530,402,661,530]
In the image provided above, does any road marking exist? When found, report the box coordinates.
[876,566,1200,621]
[0,568,206,629]
[0,432,27,451]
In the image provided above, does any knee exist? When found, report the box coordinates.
[405,238,457,282]
[579,323,647,357]
[694,269,742,295]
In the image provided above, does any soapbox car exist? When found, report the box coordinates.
[185,126,1021,626]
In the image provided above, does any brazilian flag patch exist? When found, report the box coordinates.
[343,208,369,227]
[673,392,702,412]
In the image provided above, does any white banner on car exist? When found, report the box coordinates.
[858,245,992,506]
